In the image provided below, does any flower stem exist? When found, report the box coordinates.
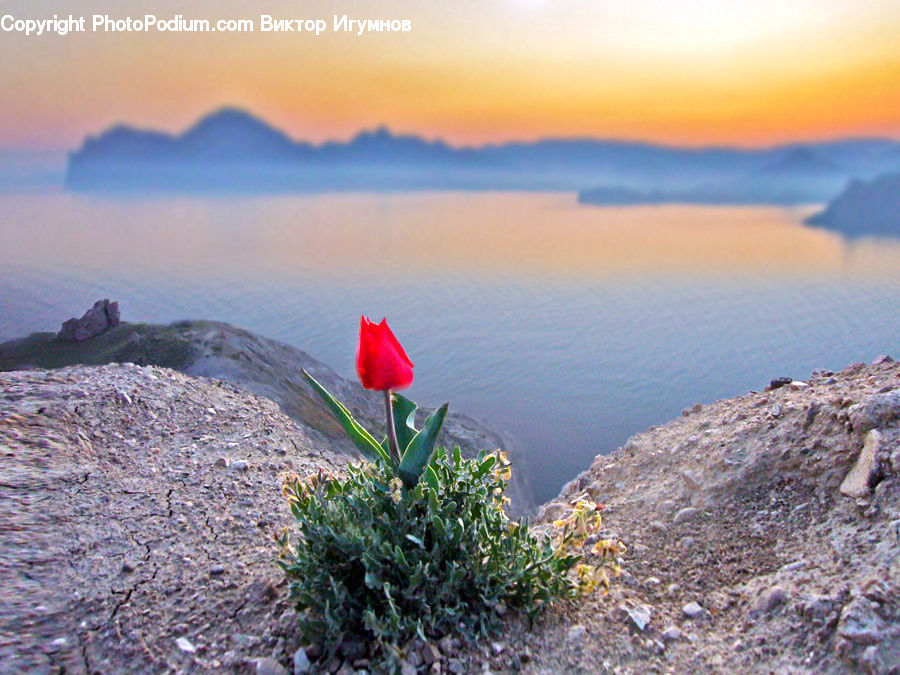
[384,390,401,464]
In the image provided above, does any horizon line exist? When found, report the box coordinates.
[4,104,900,155]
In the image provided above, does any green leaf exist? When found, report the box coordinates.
[301,369,390,465]
[425,466,439,495]
[474,455,497,478]
[398,403,448,486]
[391,393,419,452]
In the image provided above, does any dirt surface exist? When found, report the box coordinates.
[2,358,899,674]
[519,358,900,674]
[1,364,345,673]
[1,320,531,514]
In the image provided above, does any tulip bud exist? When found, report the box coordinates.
[356,316,414,391]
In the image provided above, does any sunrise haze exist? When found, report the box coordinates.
[1,0,899,149]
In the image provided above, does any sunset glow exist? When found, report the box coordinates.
[1,0,899,148]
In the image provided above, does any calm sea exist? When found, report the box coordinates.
[2,190,899,503]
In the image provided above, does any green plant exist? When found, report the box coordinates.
[279,323,623,671]
[278,447,591,670]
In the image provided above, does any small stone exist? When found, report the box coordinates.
[872,354,894,365]
[789,381,809,390]
[769,377,792,390]
[490,642,504,656]
[214,457,229,468]
[447,659,466,674]
[438,636,456,657]
[623,604,652,631]
[649,520,666,533]
[779,560,805,572]
[230,459,250,472]
[256,657,289,675]
[771,404,783,418]
[116,390,132,405]
[400,660,417,675]
[849,390,900,435]
[838,597,885,645]
[421,643,441,665]
[176,637,196,653]
[680,536,696,550]
[764,587,789,612]
[567,624,588,646]
[840,430,882,498]
[661,626,682,642]
[293,647,311,674]
[683,602,704,619]
[673,507,700,524]
[209,564,226,576]
[121,561,135,573]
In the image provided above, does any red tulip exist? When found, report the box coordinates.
[356,316,414,392]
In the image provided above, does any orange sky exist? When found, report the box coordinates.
[1,0,899,149]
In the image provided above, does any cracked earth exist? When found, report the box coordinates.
[0,364,345,672]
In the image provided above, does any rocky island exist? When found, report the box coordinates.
[806,172,900,236]
[2,311,898,673]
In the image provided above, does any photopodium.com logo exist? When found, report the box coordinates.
[0,13,412,36]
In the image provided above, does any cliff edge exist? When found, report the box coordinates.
[2,358,898,673]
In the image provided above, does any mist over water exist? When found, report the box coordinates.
[2,191,899,503]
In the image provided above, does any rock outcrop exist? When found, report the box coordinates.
[57,299,120,342]
[530,358,900,673]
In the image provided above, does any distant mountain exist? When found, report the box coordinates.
[580,146,858,206]
[66,107,900,195]
[806,172,900,236]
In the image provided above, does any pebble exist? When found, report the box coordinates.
[214,457,229,468]
[438,636,456,657]
[764,586,789,612]
[400,660,417,675]
[293,647,311,674]
[779,560,805,573]
[673,507,700,524]
[116,390,132,405]
[230,459,250,472]
[256,657,289,675]
[623,604,652,631]
[175,636,196,653]
[446,659,466,674]
[771,404,783,418]
[421,643,441,665]
[840,430,881,498]
[683,602,704,619]
[567,624,588,646]
[661,626,682,642]
[209,564,226,576]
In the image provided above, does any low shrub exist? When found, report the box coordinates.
[278,446,621,670]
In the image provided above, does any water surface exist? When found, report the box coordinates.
[2,191,899,503]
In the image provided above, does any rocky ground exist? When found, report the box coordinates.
[519,357,900,674]
[0,321,531,514]
[2,356,898,674]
